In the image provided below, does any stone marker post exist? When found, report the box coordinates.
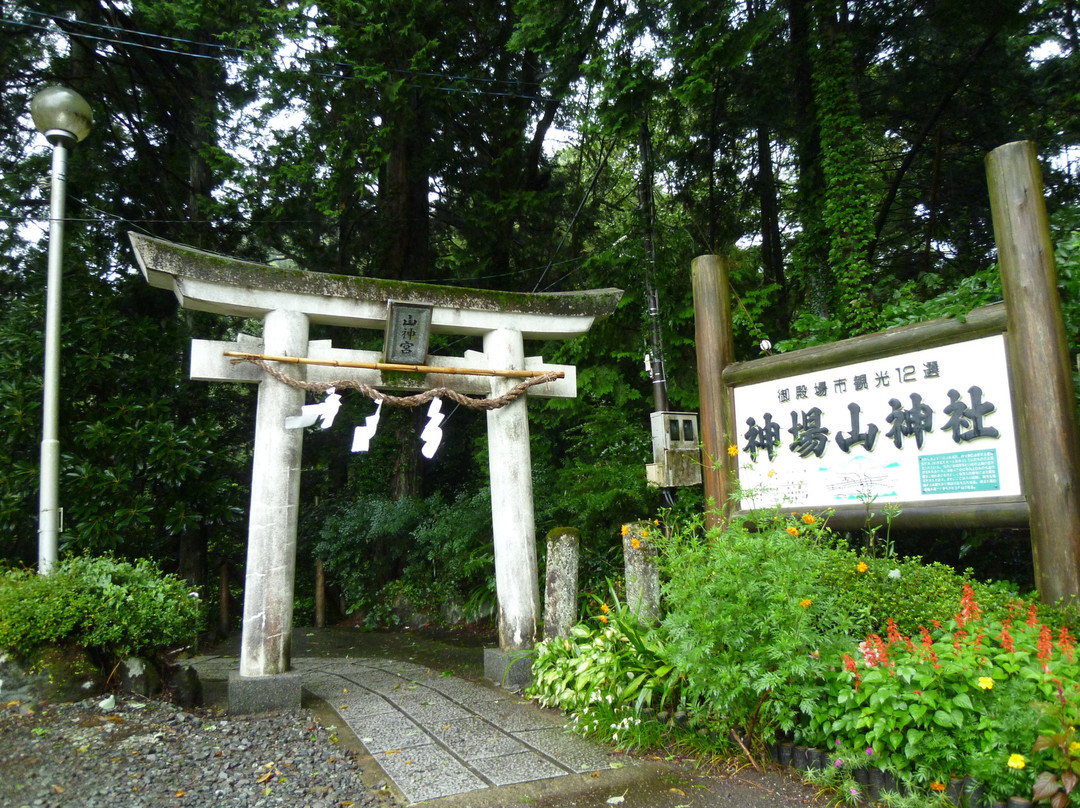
[623,520,660,625]
[543,527,580,641]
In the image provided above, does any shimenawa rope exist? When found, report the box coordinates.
[236,357,560,411]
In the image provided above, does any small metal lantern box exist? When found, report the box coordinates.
[645,411,703,488]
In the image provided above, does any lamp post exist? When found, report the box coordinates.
[30,86,92,574]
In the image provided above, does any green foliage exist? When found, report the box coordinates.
[314,494,434,613]
[654,511,865,744]
[817,550,1017,638]
[314,488,495,622]
[530,592,681,715]
[805,584,1080,803]
[528,593,685,752]
[0,556,202,661]
[811,26,879,336]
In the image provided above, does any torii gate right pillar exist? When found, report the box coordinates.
[485,328,540,660]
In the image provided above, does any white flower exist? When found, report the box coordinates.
[888,568,901,579]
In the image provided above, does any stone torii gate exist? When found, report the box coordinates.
[129,234,621,710]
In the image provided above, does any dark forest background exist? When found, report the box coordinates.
[2,0,1078,621]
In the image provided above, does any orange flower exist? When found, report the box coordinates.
[727,444,738,457]
[786,526,799,537]
[641,529,649,539]
[930,782,946,792]
[600,602,610,614]
[856,561,868,573]
[799,599,812,609]
[620,524,628,537]
[598,614,608,624]
[802,513,817,525]
[631,537,641,550]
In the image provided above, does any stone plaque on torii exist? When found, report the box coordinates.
[128,233,622,710]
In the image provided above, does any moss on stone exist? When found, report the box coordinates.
[130,233,622,318]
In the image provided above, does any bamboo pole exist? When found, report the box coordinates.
[224,350,564,380]
[315,558,325,629]
[987,140,1080,605]
[692,255,736,528]
[218,560,230,636]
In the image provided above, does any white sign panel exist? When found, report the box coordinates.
[732,334,1021,511]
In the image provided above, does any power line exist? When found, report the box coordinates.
[4,12,553,102]
[24,8,549,89]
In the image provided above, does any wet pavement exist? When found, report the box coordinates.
[187,628,822,808]
[188,652,616,803]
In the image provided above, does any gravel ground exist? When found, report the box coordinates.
[0,692,375,808]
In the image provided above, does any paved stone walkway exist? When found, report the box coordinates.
[187,654,619,804]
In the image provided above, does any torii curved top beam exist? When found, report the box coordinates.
[128,233,623,340]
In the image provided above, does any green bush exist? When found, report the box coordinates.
[655,511,867,744]
[817,548,1019,638]
[315,489,496,624]
[0,555,202,661]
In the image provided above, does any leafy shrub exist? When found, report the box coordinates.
[0,556,202,661]
[315,489,496,624]
[817,548,1018,637]
[314,494,436,612]
[806,583,1080,803]
[655,511,866,745]
[528,593,682,752]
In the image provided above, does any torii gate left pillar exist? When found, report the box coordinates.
[241,308,307,679]
[129,234,621,709]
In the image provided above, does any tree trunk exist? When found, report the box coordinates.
[382,89,430,281]
[178,524,209,592]
[756,125,785,292]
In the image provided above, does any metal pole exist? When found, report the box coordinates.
[38,137,71,575]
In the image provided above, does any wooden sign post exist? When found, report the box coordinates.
[987,141,1080,604]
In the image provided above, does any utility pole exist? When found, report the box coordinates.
[639,117,669,414]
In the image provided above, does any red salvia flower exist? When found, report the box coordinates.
[953,628,968,655]
[956,582,981,628]
[843,652,861,691]
[1038,624,1054,672]
[887,618,903,648]
[999,620,1016,653]
[1059,627,1076,662]
[1027,602,1039,627]
[861,634,891,669]
[919,626,939,667]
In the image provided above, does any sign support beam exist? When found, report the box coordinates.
[988,140,1080,605]
[692,255,736,528]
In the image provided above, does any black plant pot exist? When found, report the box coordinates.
[776,742,793,767]
[792,746,808,770]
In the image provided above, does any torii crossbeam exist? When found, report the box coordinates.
[129,233,622,709]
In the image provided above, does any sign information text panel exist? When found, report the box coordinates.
[732,334,1021,510]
